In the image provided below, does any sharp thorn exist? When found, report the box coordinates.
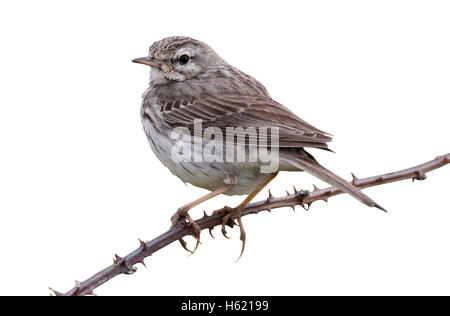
[139,260,147,269]
[293,185,298,194]
[86,289,97,296]
[49,287,63,296]
[113,254,123,265]
[266,189,273,202]
[351,172,359,185]
[138,239,147,250]
[375,203,388,213]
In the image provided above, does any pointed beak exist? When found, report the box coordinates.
[132,56,161,68]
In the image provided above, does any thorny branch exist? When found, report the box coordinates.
[56,154,449,296]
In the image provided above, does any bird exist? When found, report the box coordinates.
[133,36,384,258]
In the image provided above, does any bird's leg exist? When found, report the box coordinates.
[171,184,234,253]
[216,172,279,260]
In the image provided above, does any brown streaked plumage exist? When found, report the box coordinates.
[133,36,384,258]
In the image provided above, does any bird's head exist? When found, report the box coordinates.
[133,36,220,85]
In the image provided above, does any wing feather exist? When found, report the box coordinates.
[159,93,332,149]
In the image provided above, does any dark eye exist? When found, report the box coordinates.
[179,54,190,65]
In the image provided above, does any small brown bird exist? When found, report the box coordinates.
[133,36,384,258]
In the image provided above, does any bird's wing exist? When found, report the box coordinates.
[159,94,333,149]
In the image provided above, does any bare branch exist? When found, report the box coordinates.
[59,154,449,296]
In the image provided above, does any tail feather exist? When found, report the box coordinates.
[284,151,385,211]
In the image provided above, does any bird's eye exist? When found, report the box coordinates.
[179,54,190,65]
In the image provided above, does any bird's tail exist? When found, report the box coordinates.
[282,149,385,211]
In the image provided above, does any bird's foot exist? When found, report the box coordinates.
[213,206,234,239]
[213,206,246,261]
[171,207,202,254]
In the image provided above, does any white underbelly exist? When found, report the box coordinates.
[141,110,275,195]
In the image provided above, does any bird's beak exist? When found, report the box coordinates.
[132,56,174,71]
[132,56,162,68]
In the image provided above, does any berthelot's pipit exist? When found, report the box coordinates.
[133,36,384,258]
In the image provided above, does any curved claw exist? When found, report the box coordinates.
[221,225,230,239]
[192,232,202,244]
[186,227,202,256]
[188,239,201,256]
[217,206,247,259]
[221,212,234,239]
[179,235,202,256]
[235,217,246,262]
[208,227,215,239]
[171,207,203,256]
[235,238,246,263]
[178,238,194,254]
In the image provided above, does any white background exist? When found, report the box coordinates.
[0,0,449,296]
